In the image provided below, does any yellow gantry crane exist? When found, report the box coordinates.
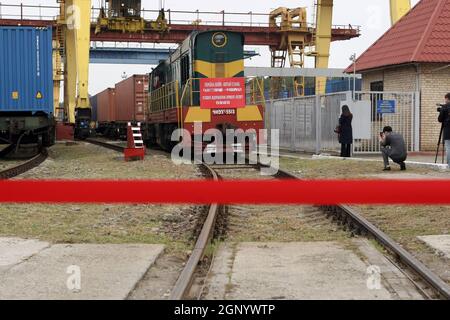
[53,0,168,137]
[314,0,334,95]
[55,0,412,124]
[314,0,411,93]
[267,1,335,97]
[271,0,411,96]
[269,7,310,98]
[53,0,92,138]
[390,0,412,25]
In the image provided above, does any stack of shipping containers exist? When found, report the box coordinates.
[90,75,149,138]
[114,75,149,123]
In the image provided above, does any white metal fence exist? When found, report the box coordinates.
[268,96,316,152]
[265,91,420,155]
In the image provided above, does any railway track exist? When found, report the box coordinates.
[0,148,48,180]
[85,138,126,153]
[84,139,450,300]
[171,163,450,300]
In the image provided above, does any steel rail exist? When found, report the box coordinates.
[170,161,286,300]
[169,163,220,300]
[334,204,450,299]
[85,138,125,153]
[85,138,221,299]
[0,148,48,180]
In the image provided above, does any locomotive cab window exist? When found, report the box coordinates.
[370,81,384,122]
[181,55,190,86]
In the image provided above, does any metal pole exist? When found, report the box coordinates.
[20,3,23,20]
[435,124,443,164]
[443,135,446,164]
[353,57,356,100]
[291,97,295,151]
[413,91,420,152]
[349,53,356,101]
[315,94,322,154]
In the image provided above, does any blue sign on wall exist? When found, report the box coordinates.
[377,100,396,114]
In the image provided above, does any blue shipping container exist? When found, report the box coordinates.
[0,26,53,115]
[325,78,362,94]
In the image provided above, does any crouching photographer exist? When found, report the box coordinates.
[379,126,407,171]
[438,93,450,166]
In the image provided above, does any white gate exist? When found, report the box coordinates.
[353,92,420,154]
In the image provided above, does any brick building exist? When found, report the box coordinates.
[345,0,450,151]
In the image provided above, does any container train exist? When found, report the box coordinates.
[0,27,55,157]
[92,30,265,153]
[94,75,149,140]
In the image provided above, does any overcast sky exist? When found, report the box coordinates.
[1,0,420,95]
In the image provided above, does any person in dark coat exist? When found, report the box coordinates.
[338,105,353,157]
[438,93,450,166]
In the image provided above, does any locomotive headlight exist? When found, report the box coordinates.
[212,32,227,48]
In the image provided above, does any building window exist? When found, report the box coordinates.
[370,81,384,121]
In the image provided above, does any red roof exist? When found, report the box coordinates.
[345,0,450,73]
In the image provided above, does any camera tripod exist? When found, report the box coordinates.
[435,123,446,164]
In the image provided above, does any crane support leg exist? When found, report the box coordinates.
[315,0,333,95]
[390,0,411,25]
[64,22,77,124]
[64,0,92,137]
[52,41,62,119]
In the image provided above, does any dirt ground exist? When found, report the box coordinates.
[280,156,450,284]
[280,156,450,179]
[0,142,202,256]
[212,167,354,255]
[224,205,351,243]
[16,142,201,180]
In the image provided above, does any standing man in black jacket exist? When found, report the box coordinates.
[438,93,450,166]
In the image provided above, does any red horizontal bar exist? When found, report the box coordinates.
[0,180,450,205]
